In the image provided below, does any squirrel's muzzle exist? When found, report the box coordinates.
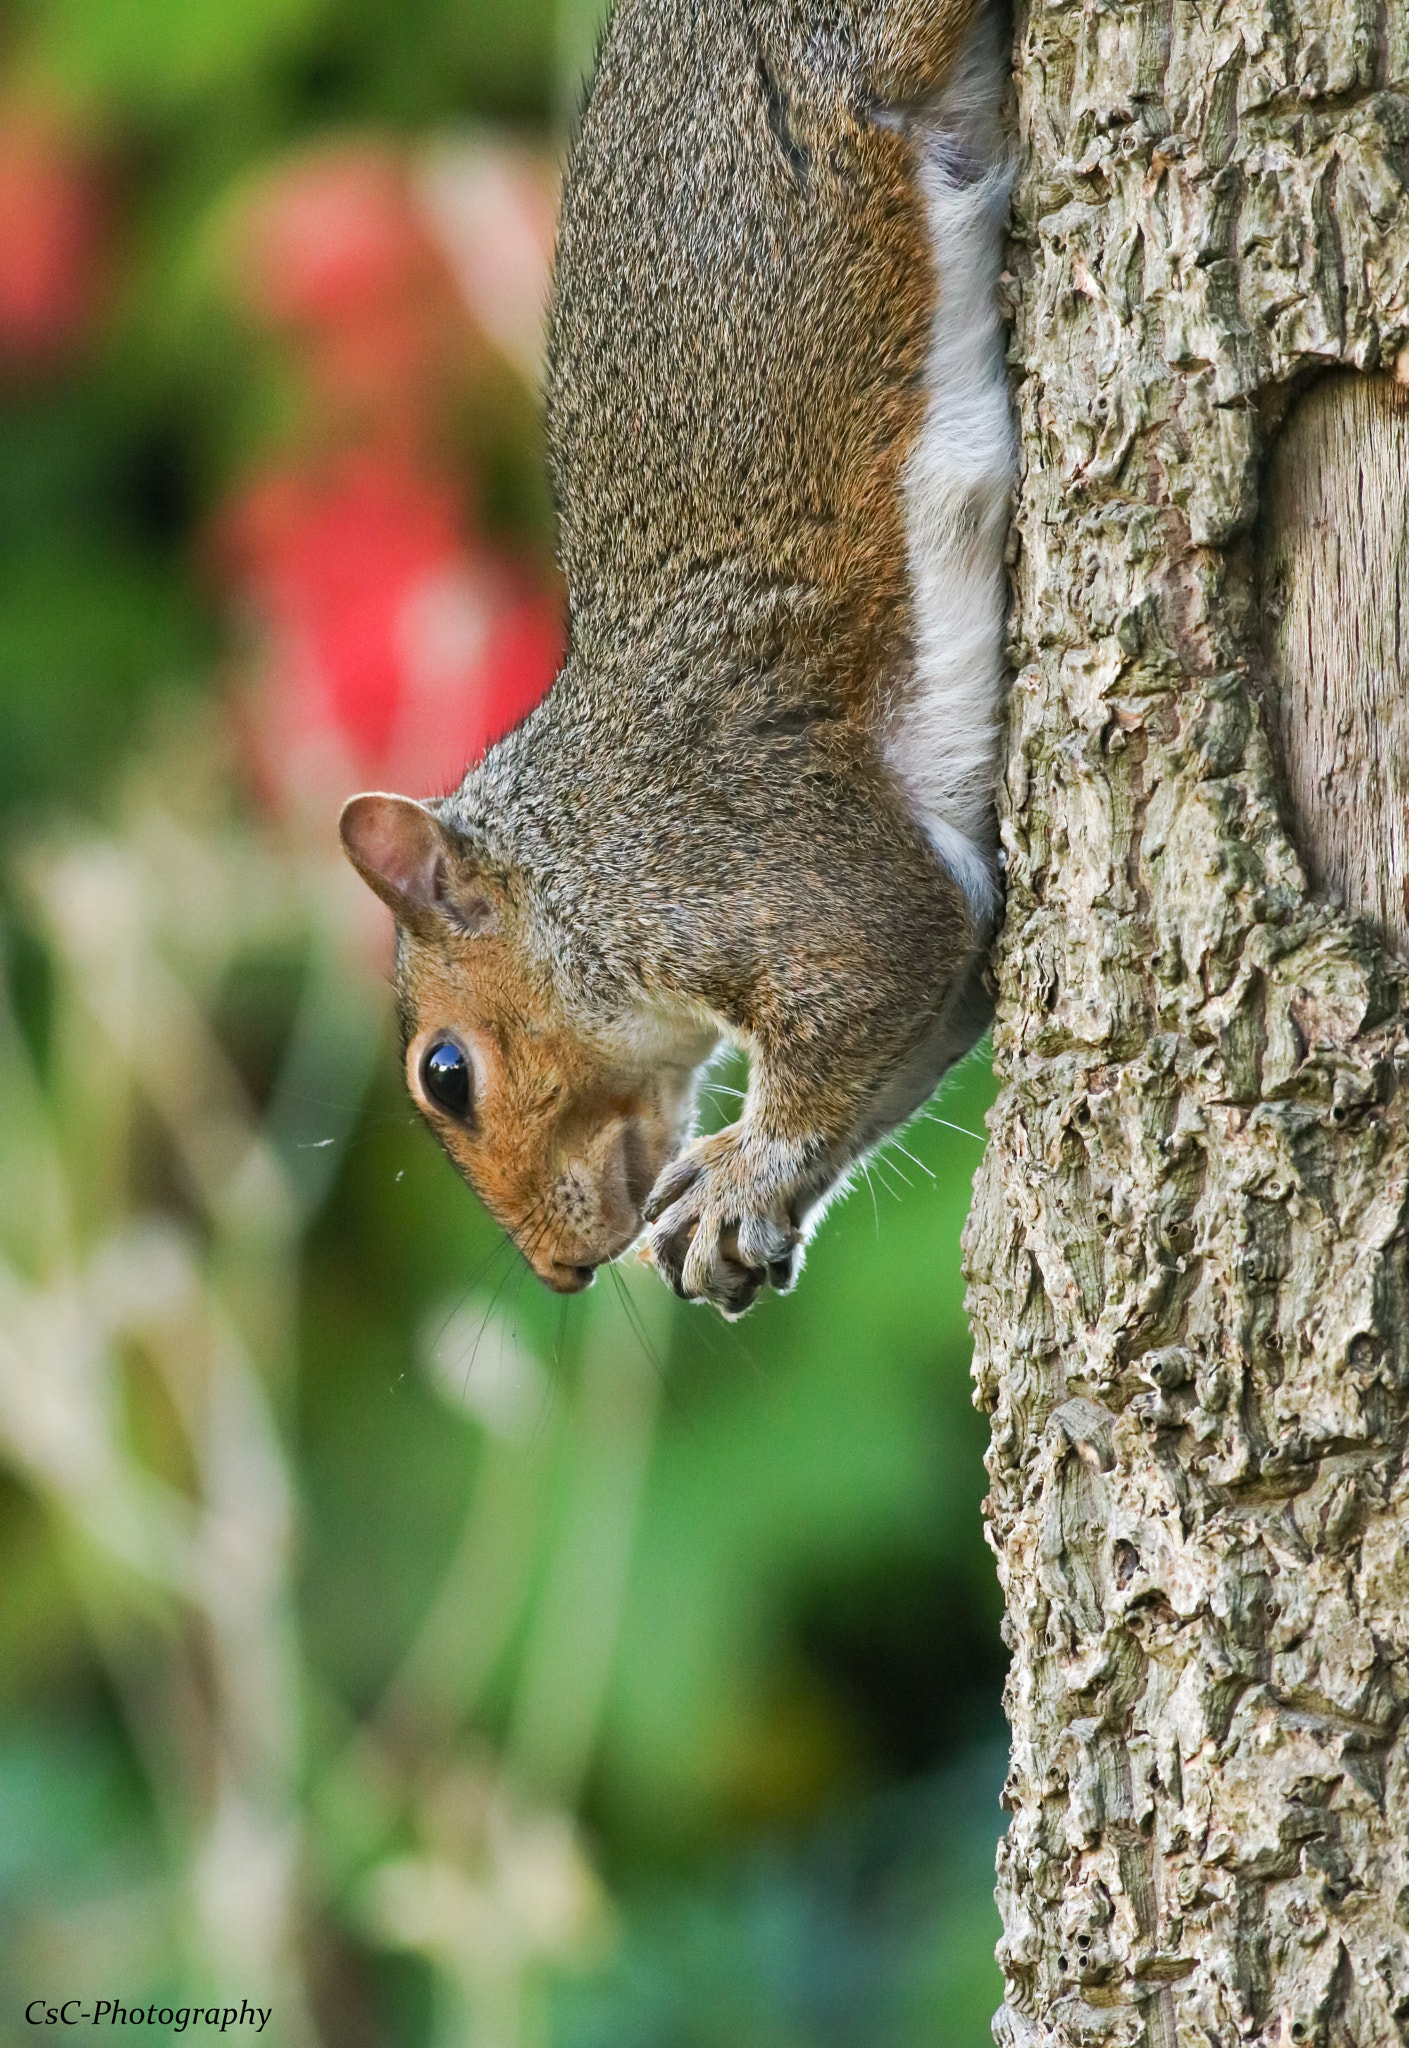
[543,1259,598,1293]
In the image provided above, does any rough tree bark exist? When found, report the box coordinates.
[965,2,1409,2043]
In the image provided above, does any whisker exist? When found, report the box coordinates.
[668,1291,744,1387]
[920,1111,985,1143]
[271,1087,415,1124]
[462,1237,539,1390]
[858,1158,881,1239]
[427,1228,522,1357]
[719,1315,763,1381]
[884,1137,936,1182]
[504,1249,540,1338]
[608,1263,670,1385]
[442,1193,553,1395]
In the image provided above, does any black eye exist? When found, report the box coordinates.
[422,1040,471,1118]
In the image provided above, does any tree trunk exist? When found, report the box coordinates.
[966,3,1409,2042]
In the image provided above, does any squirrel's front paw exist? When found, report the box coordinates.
[642,1127,804,1317]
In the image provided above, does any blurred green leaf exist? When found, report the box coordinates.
[551,1742,1005,2048]
[312,0,561,124]
[0,1717,151,1904]
[0,382,214,817]
[25,0,328,109]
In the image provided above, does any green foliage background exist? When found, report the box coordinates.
[0,1,1007,2040]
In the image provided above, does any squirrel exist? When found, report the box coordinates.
[340,0,1013,1317]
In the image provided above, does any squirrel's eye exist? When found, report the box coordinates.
[422,1039,471,1117]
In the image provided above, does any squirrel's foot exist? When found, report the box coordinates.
[641,1126,806,1317]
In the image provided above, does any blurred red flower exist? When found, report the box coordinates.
[0,119,107,370]
[220,137,562,833]
[245,147,430,330]
[220,451,562,818]
[220,454,561,815]
[240,143,465,448]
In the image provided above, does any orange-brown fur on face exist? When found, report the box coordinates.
[399,928,705,1292]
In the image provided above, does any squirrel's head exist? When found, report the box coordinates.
[340,793,702,1292]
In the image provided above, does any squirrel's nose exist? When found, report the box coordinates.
[544,1260,597,1293]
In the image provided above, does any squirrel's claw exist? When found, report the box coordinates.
[640,1151,701,1224]
[642,1127,803,1316]
[647,1204,765,1318]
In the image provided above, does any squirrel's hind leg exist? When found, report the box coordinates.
[841,0,1007,126]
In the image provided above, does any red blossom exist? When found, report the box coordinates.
[219,451,561,816]
[219,138,562,830]
[0,120,107,370]
[244,148,431,331]
[239,144,464,444]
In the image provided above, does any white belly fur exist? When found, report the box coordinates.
[886,16,1013,929]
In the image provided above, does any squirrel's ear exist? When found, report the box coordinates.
[339,793,499,938]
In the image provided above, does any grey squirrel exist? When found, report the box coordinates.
[341,0,1013,1316]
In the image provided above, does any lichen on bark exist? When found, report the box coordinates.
[965,1,1409,2042]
